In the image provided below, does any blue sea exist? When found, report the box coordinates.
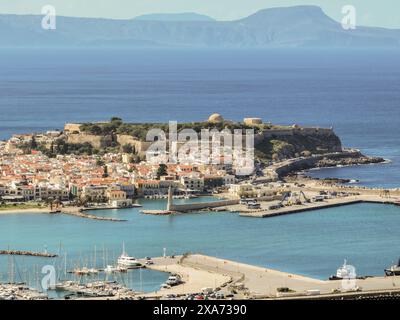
[0,48,399,187]
[1,48,400,293]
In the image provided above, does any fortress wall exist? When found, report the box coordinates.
[296,127,334,135]
[262,129,294,138]
[66,133,112,149]
[64,123,82,133]
[116,135,155,154]
[262,127,334,139]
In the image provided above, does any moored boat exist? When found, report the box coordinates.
[329,259,354,280]
[385,258,400,276]
[117,242,141,268]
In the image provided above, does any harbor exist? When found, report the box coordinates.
[3,253,400,300]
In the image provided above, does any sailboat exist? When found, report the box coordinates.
[117,242,141,268]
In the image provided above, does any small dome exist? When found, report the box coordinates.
[208,113,224,123]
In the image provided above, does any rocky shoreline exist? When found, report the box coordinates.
[314,155,385,169]
[271,150,387,181]
[295,155,387,185]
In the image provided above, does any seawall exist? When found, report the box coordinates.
[170,199,240,212]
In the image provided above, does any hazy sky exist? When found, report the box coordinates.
[1,0,399,28]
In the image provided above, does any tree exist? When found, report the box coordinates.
[122,143,134,154]
[96,158,105,166]
[30,136,38,149]
[156,164,168,179]
[103,165,109,178]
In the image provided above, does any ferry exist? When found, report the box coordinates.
[385,258,400,276]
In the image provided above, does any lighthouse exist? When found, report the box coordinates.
[167,186,173,211]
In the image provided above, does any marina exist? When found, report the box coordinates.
[3,253,400,300]
[2,198,400,291]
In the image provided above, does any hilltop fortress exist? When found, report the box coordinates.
[63,114,342,162]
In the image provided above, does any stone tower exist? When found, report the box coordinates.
[167,186,173,211]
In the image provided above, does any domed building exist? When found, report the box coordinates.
[207,113,224,123]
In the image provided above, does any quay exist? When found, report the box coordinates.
[238,195,400,218]
[0,250,57,258]
[142,254,400,300]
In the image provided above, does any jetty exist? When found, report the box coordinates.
[61,207,127,222]
[0,250,58,258]
[140,210,174,215]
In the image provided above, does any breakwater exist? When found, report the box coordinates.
[0,250,57,258]
[61,208,127,222]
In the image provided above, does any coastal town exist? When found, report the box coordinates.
[0,114,385,212]
[0,115,248,210]
[1,114,400,300]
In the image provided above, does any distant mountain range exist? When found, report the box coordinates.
[1,5,400,47]
[133,12,215,22]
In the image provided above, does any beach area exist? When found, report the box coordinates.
[0,207,50,215]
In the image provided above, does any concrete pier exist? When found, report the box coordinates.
[143,254,400,300]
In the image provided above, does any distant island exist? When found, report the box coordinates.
[1,5,400,47]
[133,12,215,22]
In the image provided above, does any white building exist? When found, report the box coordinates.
[180,175,204,192]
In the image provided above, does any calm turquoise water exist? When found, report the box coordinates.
[1,200,400,291]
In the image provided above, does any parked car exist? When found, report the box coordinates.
[215,292,225,299]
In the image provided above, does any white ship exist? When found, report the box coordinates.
[329,260,355,280]
[117,242,141,268]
